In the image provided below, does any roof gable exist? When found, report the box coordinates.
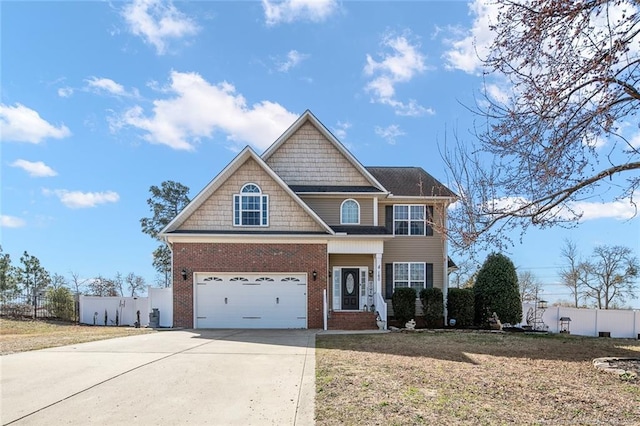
[160,147,334,235]
[262,110,387,191]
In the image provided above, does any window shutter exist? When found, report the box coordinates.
[233,194,240,225]
[385,206,393,233]
[262,195,269,226]
[426,206,434,236]
[385,263,394,299]
[426,263,434,288]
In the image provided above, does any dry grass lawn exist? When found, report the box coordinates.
[316,331,640,426]
[0,318,154,355]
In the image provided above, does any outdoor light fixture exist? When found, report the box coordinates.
[312,270,318,281]
[369,270,373,277]
[181,268,188,281]
[559,317,571,334]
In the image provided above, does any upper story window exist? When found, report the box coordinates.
[393,205,433,236]
[234,183,268,226]
[340,199,360,224]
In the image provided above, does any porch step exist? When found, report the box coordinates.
[328,311,377,330]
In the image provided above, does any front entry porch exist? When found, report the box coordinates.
[327,246,388,330]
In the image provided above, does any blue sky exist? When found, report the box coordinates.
[2,1,639,306]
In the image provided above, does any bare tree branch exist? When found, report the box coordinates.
[442,0,639,250]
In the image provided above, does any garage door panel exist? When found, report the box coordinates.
[195,273,307,329]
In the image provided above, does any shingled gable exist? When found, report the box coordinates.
[261,110,387,192]
[160,146,334,235]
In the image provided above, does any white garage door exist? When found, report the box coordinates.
[194,273,307,329]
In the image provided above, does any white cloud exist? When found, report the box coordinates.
[263,0,338,26]
[332,121,351,140]
[85,77,139,98]
[276,50,310,72]
[571,197,638,221]
[1,215,26,228]
[374,124,405,145]
[443,0,497,74]
[10,159,58,177]
[629,131,640,149]
[111,71,298,151]
[582,133,607,150]
[364,32,433,116]
[383,99,434,117]
[0,103,71,143]
[485,195,638,222]
[121,0,200,55]
[485,83,509,105]
[43,189,120,209]
[58,87,74,98]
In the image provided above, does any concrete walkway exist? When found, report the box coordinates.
[0,329,316,425]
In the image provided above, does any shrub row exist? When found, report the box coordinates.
[389,287,477,328]
[390,287,445,327]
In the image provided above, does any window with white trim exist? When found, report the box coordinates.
[393,262,425,292]
[234,183,268,226]
[340,199,360,224]
[393,205,433,236]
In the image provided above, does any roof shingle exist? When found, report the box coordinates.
[289,185,383,193]
[366,167,456,197]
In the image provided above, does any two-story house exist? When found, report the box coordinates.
[160,110,456,330]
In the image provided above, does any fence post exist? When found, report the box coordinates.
[32,292,37,319]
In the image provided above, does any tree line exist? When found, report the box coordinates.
[451,241,639,310]
[0,245,148,301]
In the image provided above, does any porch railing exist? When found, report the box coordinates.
[374,292,387,329]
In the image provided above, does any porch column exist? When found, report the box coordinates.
[375,253,382,295]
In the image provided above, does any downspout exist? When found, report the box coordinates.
[326,249,330,330]
[162,235,174,328]
[162,235,174,288]
[442,201,449,327]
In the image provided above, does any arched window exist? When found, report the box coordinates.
[234,183,268,226]
[340,199,360,224]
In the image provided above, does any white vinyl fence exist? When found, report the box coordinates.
[523,303,640,339]
[148,286,172,327]
[79,286,173,328]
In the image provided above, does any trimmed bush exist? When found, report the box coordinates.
[447,288,474,327]
[46,287,75,321]
[392,287,417,325]
[474,253,522,326]
[419,287,443,328]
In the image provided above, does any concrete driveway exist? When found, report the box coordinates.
[0,329,316,425]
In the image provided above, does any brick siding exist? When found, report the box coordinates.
[173,242,327,329]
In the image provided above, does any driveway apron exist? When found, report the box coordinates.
[0,329,316,425]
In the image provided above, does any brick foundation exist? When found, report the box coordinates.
[172,242,327,329]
